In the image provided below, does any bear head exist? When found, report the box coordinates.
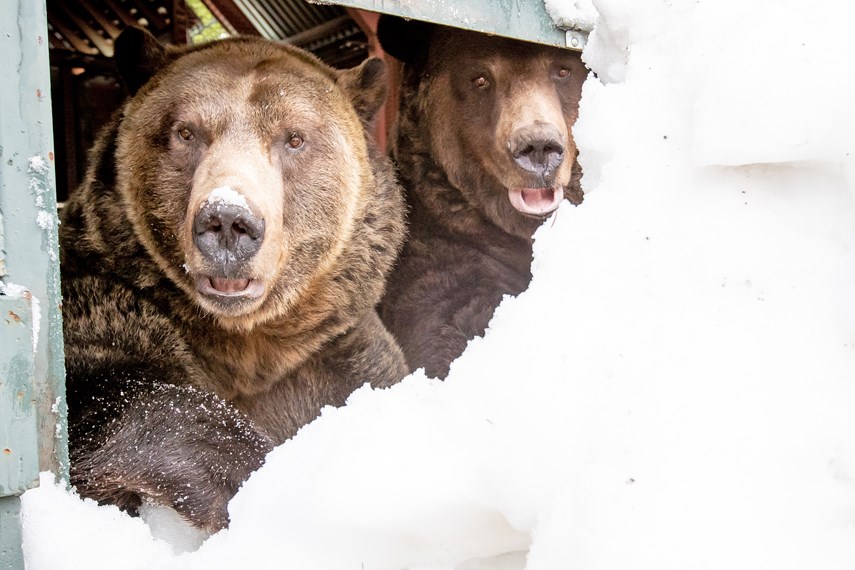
[111,28,397,332]
[378,17,586,239]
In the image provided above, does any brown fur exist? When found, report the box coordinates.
[61,28,406,532]
[377,19,586,378]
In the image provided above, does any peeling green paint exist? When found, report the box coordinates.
[0,0,67,567]
[0,496,24,570]
[0,297,37,498]
[329,0,576,48]
[0,209,5,277]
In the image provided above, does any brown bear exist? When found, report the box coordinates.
[60,27,406,532]
[376,17,587,379]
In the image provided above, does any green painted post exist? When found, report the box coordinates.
[0,0,68,568]
[0,299,36,570]
[323,0,589,49]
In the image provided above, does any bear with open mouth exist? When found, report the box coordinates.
[377,16,587,379]
[60,27,406,531]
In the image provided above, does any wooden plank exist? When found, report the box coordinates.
[47,31,68,51]
[47,12,99,55]
[131,0,168,31]
[78,0,123,39]
[230,0,277,38]
[202,0,258,35]
[103,0,142,28]
[283,14,350,45]
[56,2,114,56]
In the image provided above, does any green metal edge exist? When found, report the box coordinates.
[0,496,25,570]
[0,1,68,567]
[315,0,580,49]
[0,0,68,482]
[0,297,38,497]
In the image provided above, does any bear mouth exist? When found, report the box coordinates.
[195,276,265,300]
[508,186,564,217]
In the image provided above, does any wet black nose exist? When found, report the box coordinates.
[509,125,565,176]
[193,201,265,262]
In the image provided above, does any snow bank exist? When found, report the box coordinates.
[21,0,855,568]
[21,473,173,570]
[544,0,597,32]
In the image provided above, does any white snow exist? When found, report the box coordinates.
[544,0,597,32]
[28,153,59,262]
[206,186,251,211]
[21,473,174,570]
[19,0,855,568]
[0,282,29,298]
[28,155,48,174]
[30,291,41,354]
[137,501,209,554]
[0,282,40,353]
[35,210,53,231]
[51,397,63,439]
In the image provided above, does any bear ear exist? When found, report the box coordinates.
[114,26,169,95]
[376,15,432,63]
[338,57,388,123]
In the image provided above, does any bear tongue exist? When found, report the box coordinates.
[508,186,565,216]
[210,277,250,293]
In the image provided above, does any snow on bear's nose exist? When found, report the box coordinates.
[193,186,265,265]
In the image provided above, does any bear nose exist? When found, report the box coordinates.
[509,125,565,177]
[193,201,265,263]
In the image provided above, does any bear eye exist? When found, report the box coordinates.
[557,67,570,79]
[472,75,490,89]
[287,133,304,149]
[177,127,194,142]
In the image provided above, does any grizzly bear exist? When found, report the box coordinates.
[60,27,406,532]
[377,17,587,379]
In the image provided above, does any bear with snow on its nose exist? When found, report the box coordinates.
[60,27,406,532]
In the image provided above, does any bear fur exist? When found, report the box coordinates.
[377,18,587,379]
[60,27,406,531]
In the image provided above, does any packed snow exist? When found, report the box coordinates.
[20,0,855,568]
[544,0,596,32]
[0,282,41,353]
[28,154,59,263]
[206,186,251,211]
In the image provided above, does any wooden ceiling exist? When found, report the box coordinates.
[46,0,368,68]
[47,0,175,57]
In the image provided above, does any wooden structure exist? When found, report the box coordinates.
[47,0,372,200]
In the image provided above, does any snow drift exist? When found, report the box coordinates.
[21,0,855,568]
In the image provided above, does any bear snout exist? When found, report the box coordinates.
[193,194,265,265]
[508,124,565,179]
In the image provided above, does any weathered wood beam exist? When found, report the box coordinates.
[55,2,113,56]
[283,14,350,46]
[130,0,169,31]
[78,0,122,39]
[202,0,258,35]
[102,0,143,28]
[47,12,99,55]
